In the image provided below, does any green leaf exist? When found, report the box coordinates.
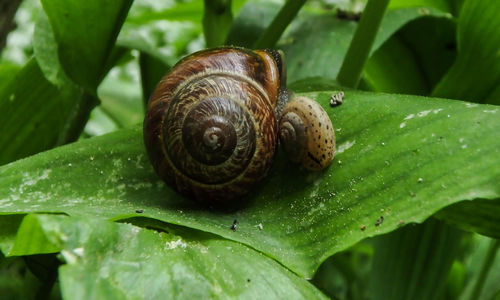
[432,0,500,102]
[0,60,59,164]
[445,260,466,300]
[9,215,61,256]
[280,15,355,84]
[0,59,95,165]
[0,215,25,255]
[368,218,463,300]
[397,16,457,90]
[124,0,246,26]
[32,9,100,145]
[312,242,373,299]
[1,90,498,277]
[459,236,500,300]
[0,64,20,92]
[364,16,457,94]
[226,1,280,48]
[281,7,450,84]
[389,0,464,16]
[126,0,204,24]
[13,214,325,299]
[388,0,452,13]
[0,256,40,300]
[437,199,500,239]
[363,36,429,94]
[484,85,500,106]
[33,9,66,87]
[288,77,343,93]
[40,0,133,92]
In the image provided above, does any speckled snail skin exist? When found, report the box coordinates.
[279,96,335,170]
[143,47,335,205]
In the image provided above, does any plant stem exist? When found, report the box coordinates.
[469,239,500,300]
[59,47,128,144]
[139,52,169,109]
[253,0,306,49]
[57,91,100,145]
[336,0,390,88]
[203,0,233,47]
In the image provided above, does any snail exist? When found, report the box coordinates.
[143,47,335,205]
[279,96,335,171]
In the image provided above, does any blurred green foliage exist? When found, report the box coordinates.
[0,0,498,299]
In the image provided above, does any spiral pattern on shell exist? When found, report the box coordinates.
[143,48,282,205]
[279,96,335,171]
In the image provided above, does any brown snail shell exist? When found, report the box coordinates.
[143,47,285,205]
[279,96,335,171]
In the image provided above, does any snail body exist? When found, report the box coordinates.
[144,47,335,205]
[279,96,335,171]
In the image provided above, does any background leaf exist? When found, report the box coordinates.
[33,10,65,87]
[363,16,457,94]
[312,242,372,299]
[0,59,93,165]
[0,256,40,300]
[40,0,134,92]
[226,1,279,47]
[0,64,20,91]
[459,236,500,300]
[9,214,326,299]
[432,0,500,103]
[368,218,463,300]
[437,200,500,239]
[281,7,450,84]
[363,36,429,94]
[0,215,25,255]
[388,0,461,14]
